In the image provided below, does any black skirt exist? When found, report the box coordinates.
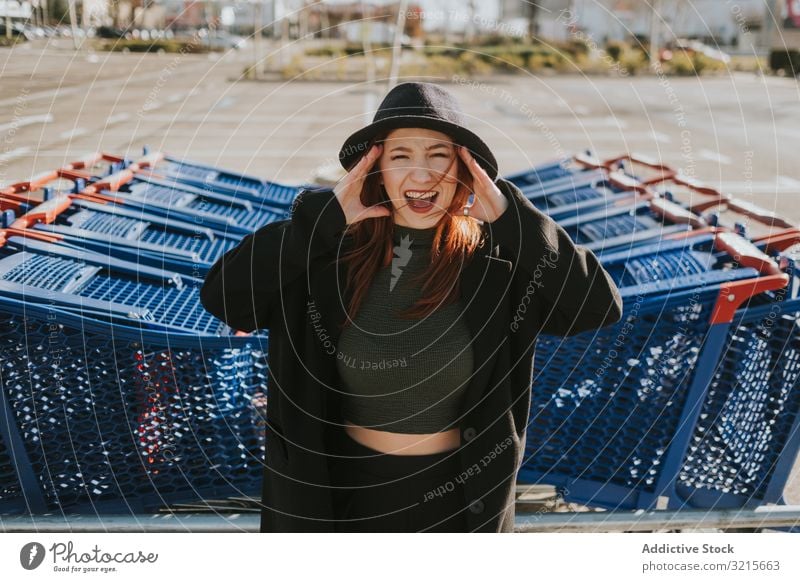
[328,427,469,532]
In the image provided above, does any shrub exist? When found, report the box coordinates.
[606,41,624,62]
[457,51,493,75]
[564,39,591,59]
[692,52,728,75]
[0,35,26,47]
[618,47,649,75]
[280,54,306,79]
[491,51,527,72]
[769,49,800,75]
[99,39,219,53]
[343,43,365,56]
[304,45,340,58]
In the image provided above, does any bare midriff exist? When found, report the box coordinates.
[344,420,461,455]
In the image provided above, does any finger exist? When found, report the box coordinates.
[351,143,382,179]
[457,146,485,182]
[344,148,374,184]
[465,152,491,187]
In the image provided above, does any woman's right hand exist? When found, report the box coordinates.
[333,143,392,225]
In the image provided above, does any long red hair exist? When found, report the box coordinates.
[333,130,485,330]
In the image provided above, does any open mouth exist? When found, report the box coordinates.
[404,190,438,211]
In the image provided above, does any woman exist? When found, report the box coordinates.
[200,82,623,533]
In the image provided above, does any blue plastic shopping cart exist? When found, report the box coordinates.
[0,230,269,515]
[1,177,240,276]
[55,167,287,236]
[519,229,800,513]
[65,149,301,209]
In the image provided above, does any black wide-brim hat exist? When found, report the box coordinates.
[338,81,499,181]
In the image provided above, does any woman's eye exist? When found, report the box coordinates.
[390,154,449,160]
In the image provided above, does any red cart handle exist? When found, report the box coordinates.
[750,229,800,254]
[713,231,783,276]
[602,153,677,184]
[63,152,126,171]
[649,197,707,228]
[645,174,731,212]
[669,173,729,198]
[58,168,134,193]
[693,197,798,230]
[129,151,165,170]
[64,151,166,173]
[0,194,26,214]
[10,193,73,228]
[0,227,63,249]
[710,273,790,324]
[572,151,606,169]
[2,170,115,205]
[724,199,796,229]
[7,170,61,193]
[606,170,653,194]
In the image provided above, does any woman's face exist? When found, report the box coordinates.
[377,127,459,229]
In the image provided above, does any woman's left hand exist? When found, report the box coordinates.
[457,145,510,223]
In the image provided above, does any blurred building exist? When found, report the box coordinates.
[0,0,32,20]
[502,0,768,51]
[81,0,109,26]
[305,1,423,42]
[163,0,220,29]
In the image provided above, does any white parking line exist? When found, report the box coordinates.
[105,113,131,125]
[212,97,237,110]
[651,131,671,143]
[0,114,54,133]
[59,128,89,140]
[0,147,32,163]
[778,175,800,188]
[573,117,628,128]
[698,149,732,165]
[140,100,163,112]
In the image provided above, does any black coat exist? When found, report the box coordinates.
[199,176,624,532]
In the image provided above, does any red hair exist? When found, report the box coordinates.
[333,130,485,330]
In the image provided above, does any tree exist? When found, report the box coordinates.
[526,0,539,41]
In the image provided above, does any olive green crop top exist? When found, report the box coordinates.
[335,223,474,434]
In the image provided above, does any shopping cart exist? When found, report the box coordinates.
[556,196,705,253]
[64,149,302,209]
[1,175,240,276]
[521,167,646,219]
[507,151,674,193]
[53,166,286,236]
[548,171,793,254]
[511,154,730,229]
[0,230,269,514]
[504,150,607,190]
[519,229,800,512]
[666,231,800,511]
